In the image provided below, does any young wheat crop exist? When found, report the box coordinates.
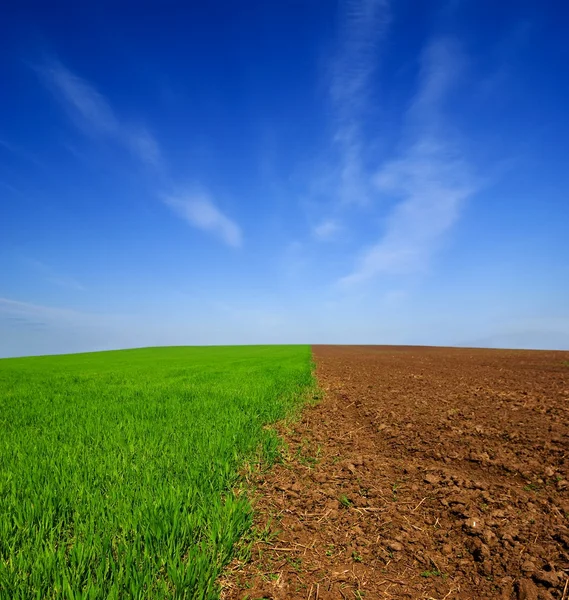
[0,345,313,599]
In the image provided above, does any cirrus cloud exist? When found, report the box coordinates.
[163,191,243,248]
[39,59,162,168]
[339,37,479,285]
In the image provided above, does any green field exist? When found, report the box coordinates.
[0,345,314,599]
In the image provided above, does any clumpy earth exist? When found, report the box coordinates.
[221,346,569,599]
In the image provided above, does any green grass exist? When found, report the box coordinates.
[420,570,443,578]
[0,345,314,599]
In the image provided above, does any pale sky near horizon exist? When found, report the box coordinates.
[1,0,569,357]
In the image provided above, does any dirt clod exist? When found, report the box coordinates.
[387,540,404,552]
[516,578,539,600]
[532,570,559,588]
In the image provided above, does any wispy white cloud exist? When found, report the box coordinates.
[163,191,243,248]
[331,0,389,124]
[123,126,162,168]
[330,0,390,206]
[340,38,478,285]
[296,0,388,255]
[40,60,162,168]
[313,219,341,241]
[43,62,117,133]
[39,59,243,247]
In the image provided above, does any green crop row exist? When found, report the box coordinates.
[0,345,314,599]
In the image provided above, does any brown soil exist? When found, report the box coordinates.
[221,345,569,599]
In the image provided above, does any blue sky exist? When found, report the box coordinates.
[1,0,569,357]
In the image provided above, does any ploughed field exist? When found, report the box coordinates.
[223,346,569,600]
[0,346,314,599]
